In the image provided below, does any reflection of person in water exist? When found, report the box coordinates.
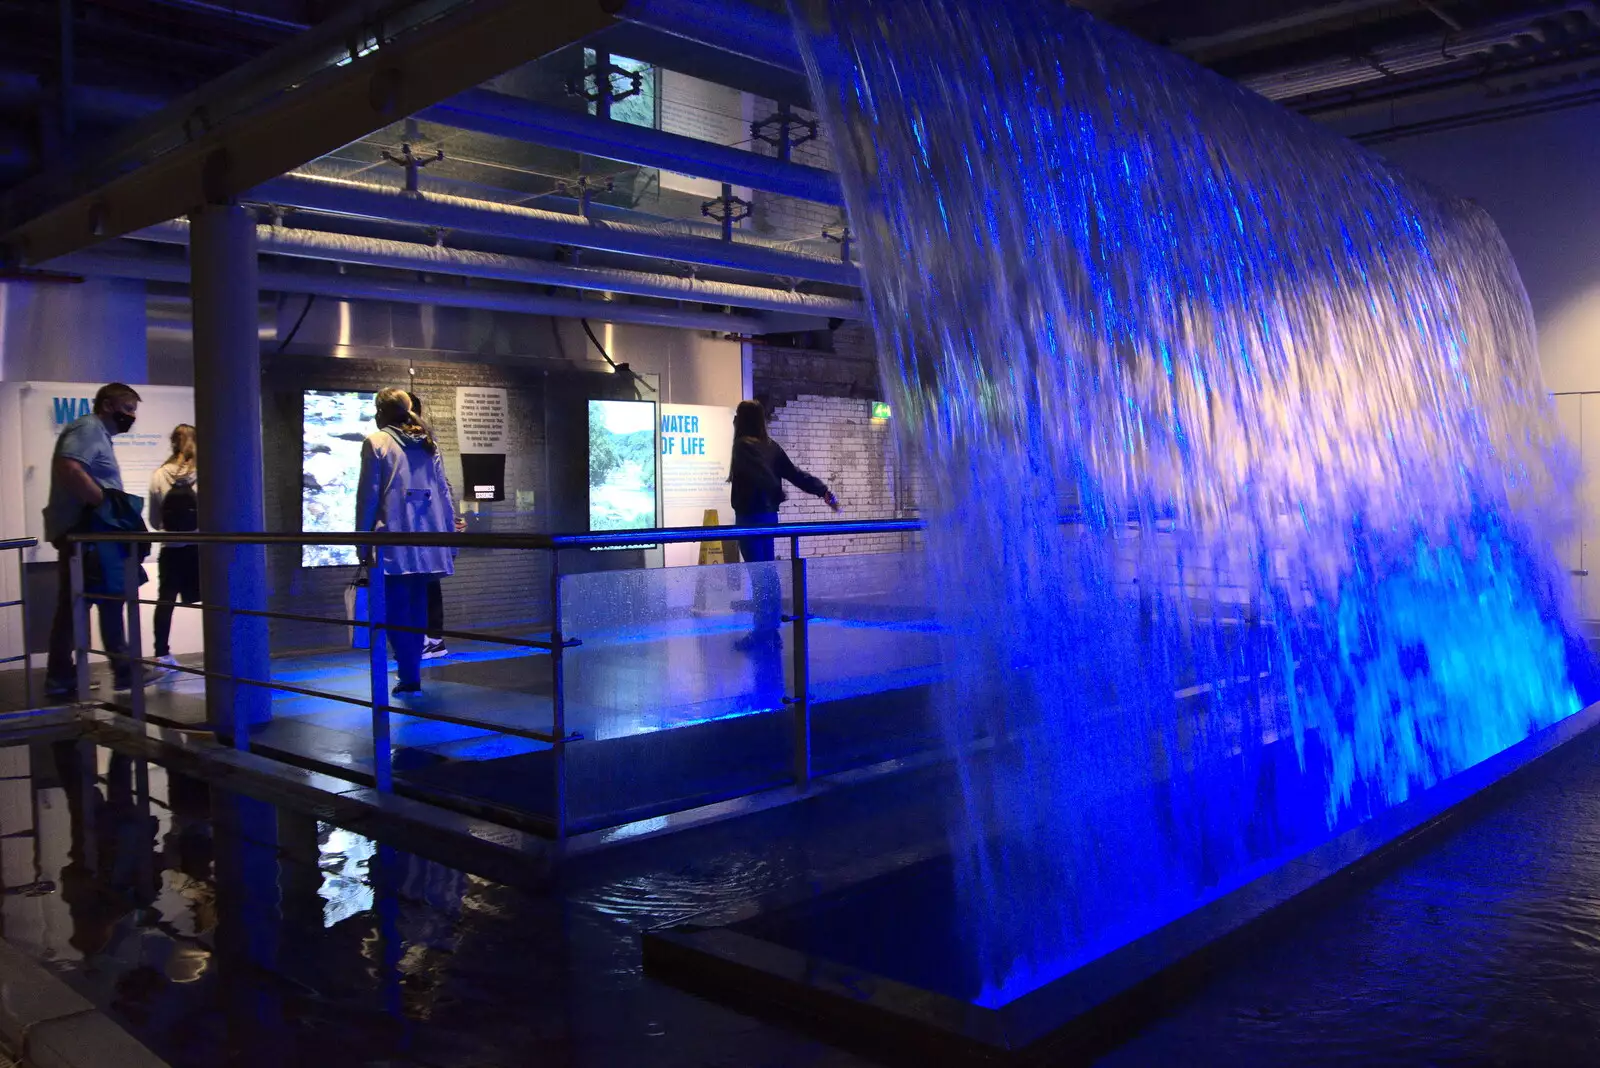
[50,742,158,959]
[727,400,840,651]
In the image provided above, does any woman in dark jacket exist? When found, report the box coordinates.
[728,400,839,650]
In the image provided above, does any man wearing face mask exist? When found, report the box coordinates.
[44,382,141,699]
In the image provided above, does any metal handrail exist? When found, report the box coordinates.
[68,515,928,548]
[0,538,37,709]
[60,519,930,842]
[545,517,925,549]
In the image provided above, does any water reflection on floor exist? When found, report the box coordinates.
[0,740,878,1068]
[6,728,1600,1066]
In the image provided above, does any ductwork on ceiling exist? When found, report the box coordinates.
[49,245,771,334]
[1240,3,1600,102]
[123,217,863,319]
[247,173,858,286]
[0,70,167,124]
[0,69,169,177]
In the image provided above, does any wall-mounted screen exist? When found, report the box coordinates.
[302,389,375,567]
[588,399,658,543]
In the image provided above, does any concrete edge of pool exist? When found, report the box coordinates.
[641,698,1600,1066]
[0,918,170,1068]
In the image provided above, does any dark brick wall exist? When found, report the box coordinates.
[751,321,881,411]
[750,323,929,555]
[262,353,642,653]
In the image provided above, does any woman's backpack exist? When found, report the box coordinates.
[161,474,199,533]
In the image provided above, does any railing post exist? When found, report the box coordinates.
[367,566,392,792]
[788,534,811,787]
[122,550,145,721]
[17,549,33,711]
[69,545,90,704]
[549,549,568,841]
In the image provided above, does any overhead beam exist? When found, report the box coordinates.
[1,0,614,266]
[588,19,812,105]
[248,174,858,285]
[47,247,774,333]
[604,0,805,75]
[424,88,842,205]
[127,217,864,318]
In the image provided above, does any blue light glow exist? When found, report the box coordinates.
[794,0,1589,1007]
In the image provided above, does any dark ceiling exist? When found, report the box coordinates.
[0,0,1596,192]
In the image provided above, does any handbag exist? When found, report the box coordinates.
[345,567,370,650]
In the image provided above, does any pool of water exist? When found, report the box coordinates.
[0,737,894,1068]
[1104,721,1600,1066]
[4,726,1600,1066]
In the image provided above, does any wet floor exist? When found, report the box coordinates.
[4,726,1600,1066]
[0,738,889,1068]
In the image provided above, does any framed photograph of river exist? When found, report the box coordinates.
[302,389,376,567]
[588,398,658,549]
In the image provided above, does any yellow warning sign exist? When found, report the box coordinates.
[697,509,741,565]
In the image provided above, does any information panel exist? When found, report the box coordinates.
[301,389,375,568]
[455,386,509,502]
[588,399,658,536]
[659,403,735,567]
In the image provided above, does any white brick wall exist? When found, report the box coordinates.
[765,394,923,557]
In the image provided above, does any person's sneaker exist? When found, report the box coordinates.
[45,679,102,700]
[392,682,423,696]
[154,654,181,678]
[113,675,159,694]
[421,639,449,660]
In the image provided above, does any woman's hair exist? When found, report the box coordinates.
[164,424,196,472]
[727,399,768,483]
[733,399,768,441]
[375,386,437,453]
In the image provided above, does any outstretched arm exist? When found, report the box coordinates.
[774,446,840,511]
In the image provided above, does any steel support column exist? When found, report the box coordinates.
[190,203,270,741]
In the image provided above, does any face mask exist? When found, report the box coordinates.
[111,412,136,434]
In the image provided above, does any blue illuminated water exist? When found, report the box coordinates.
[792,0,1588,1007]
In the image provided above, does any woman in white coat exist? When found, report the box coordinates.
[356,388,456,695]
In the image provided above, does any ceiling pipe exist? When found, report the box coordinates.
[0,69,168,124]
[1242,4,1600,102]
[140,0,312,34]
[248,173,859,285]
[47,247,770,332]
[126,217,865,318]
[1167,0,1404,61]
[601,0,806,74]
[423,87,842,205]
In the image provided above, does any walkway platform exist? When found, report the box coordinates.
[68,611,945,833]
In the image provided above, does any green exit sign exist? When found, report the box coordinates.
[871,401,892,419]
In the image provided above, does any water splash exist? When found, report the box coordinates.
[793,0,1586,1006]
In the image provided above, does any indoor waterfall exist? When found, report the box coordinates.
[794,0,1588,1006]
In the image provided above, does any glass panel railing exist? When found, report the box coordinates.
[385,547,557,821]
[559,560,794,831]
[801,551,944,774]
